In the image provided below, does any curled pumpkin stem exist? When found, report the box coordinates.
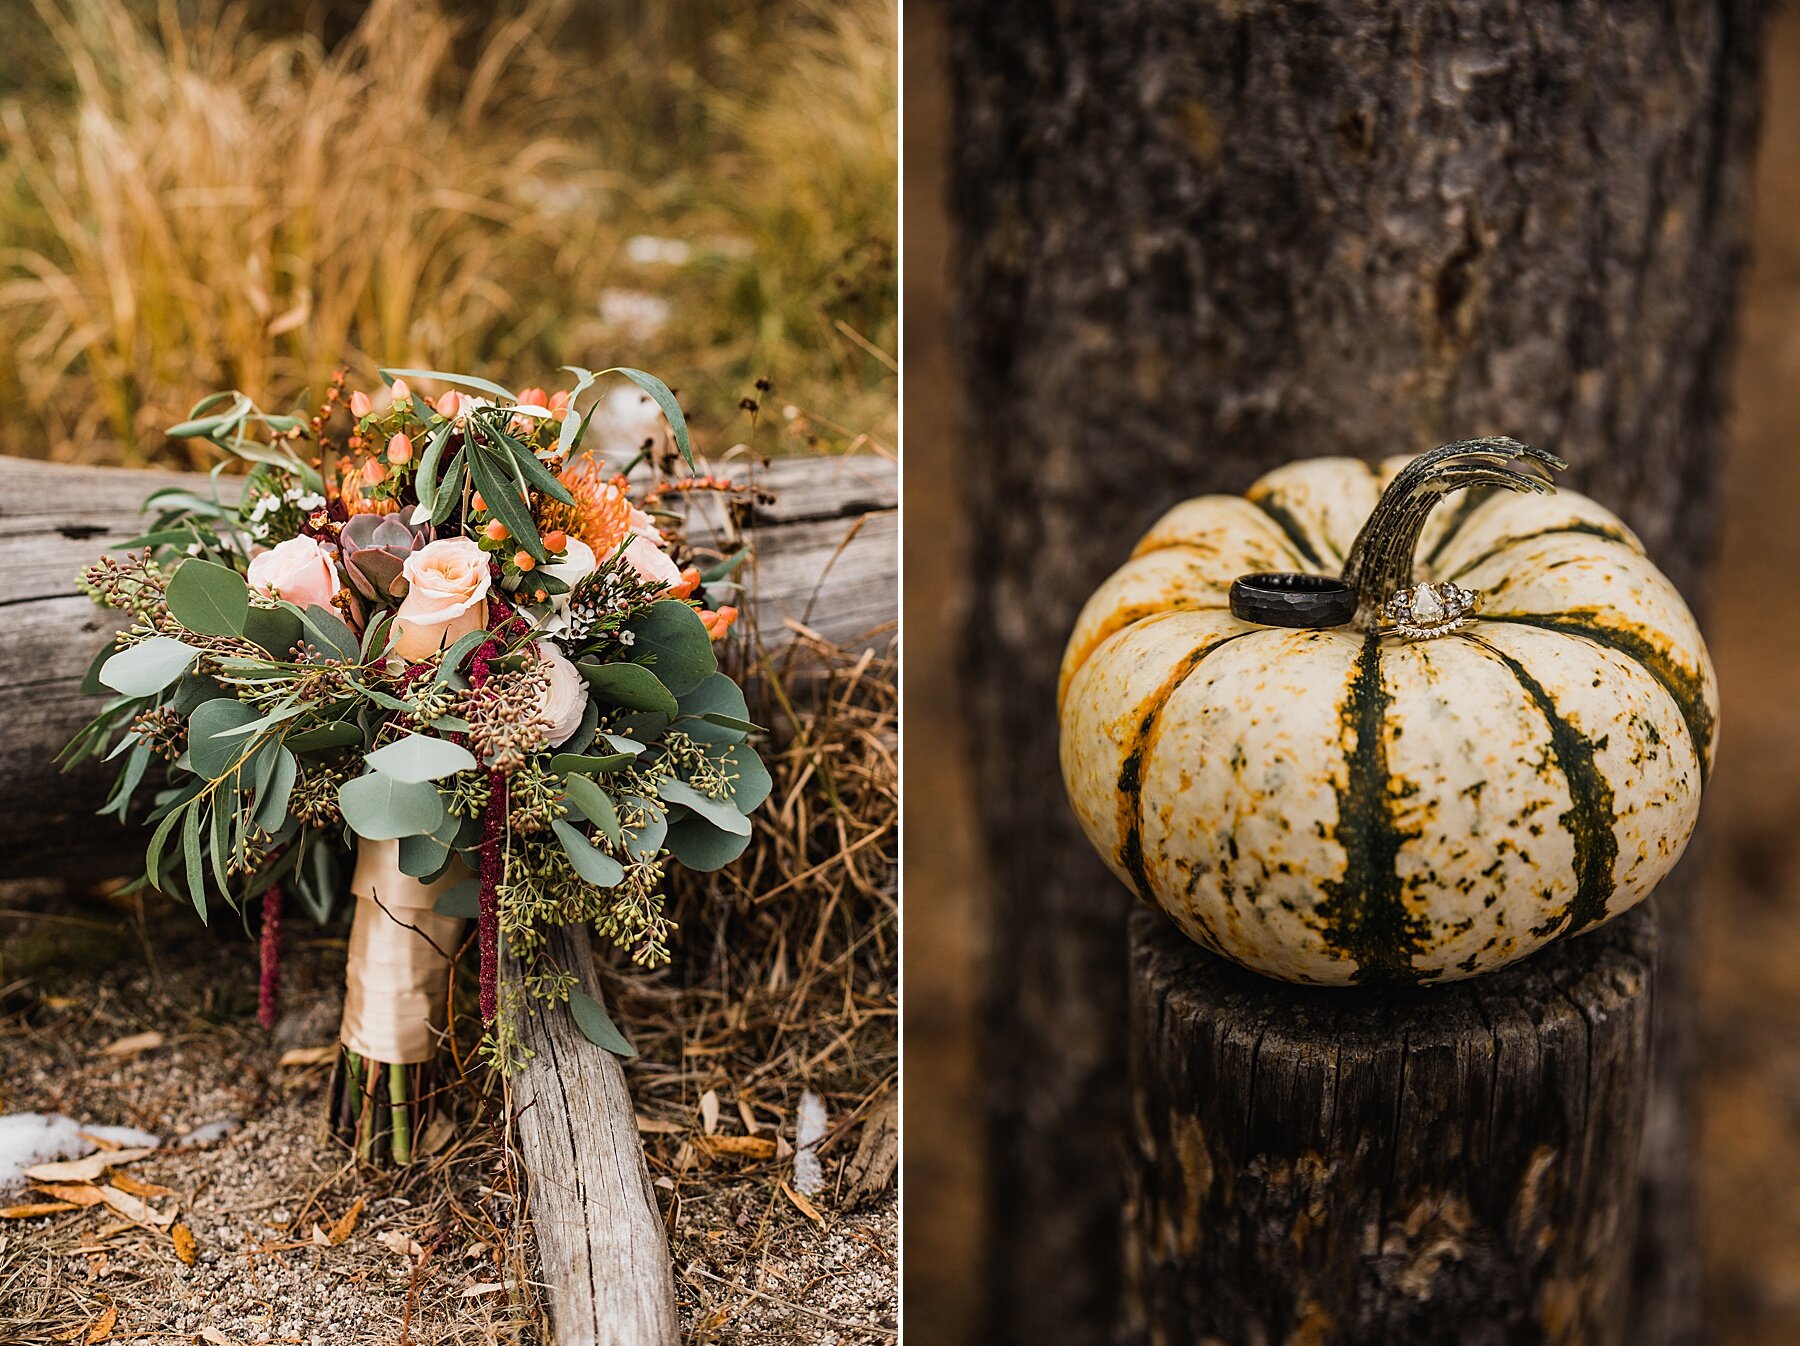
[1340,437,1565,628]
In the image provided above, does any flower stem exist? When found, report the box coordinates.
[1338,438,1565,628]
[388,1063,412,1165]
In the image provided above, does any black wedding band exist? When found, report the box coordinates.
[1228,572,1356,629]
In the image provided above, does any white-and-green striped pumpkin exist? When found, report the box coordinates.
[1058,443,1716,984]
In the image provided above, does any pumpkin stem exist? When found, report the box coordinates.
[1340,438,1564,628]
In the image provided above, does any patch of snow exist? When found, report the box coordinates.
[175,1117,241,1149]
[0,1112,161,1190]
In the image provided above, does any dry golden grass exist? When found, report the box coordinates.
[0,0,605,465]
[0,0,896,466]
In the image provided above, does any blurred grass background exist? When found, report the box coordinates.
[0,0,896,467]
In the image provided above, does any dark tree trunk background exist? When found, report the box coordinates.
[950,4,1767,1343]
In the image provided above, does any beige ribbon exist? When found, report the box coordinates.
[338,838,471,1064]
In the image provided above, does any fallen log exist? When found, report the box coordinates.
[0,452,895,882]
[508,924,681,1346]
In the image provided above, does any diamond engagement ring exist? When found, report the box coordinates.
[1384,581,1477,639]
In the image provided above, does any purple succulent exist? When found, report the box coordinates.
[340,512,434,601]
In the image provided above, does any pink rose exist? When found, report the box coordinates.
[392,538,492,661]
[536,641,587,746]
[622,505,682,588]
[247,536,341,610]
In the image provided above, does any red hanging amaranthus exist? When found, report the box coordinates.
[466,621,523,1028]
[478,775,505,1025]
[258,882,284,1030]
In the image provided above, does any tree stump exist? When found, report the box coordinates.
[1124,906,1656,1346]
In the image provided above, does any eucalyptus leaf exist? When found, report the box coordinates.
[626,601,716,696]
[658,779,752,836]
[188,699,262,779]
[677,673,757,744]
[432,878,482,919]
[552,820,625,888]
[253,748,298,832]
[98,637,199,696]
[577,661,678,715]
[664,815,753,872]
[166,558,249,637]
[183,806,208,921]
[365,734,478,783]
[569,986,636,1057]
[719,742,774,813]
[621,799,667,861]
[337,772,447,840]
[564,775,623,845]
[398,832,452,878]
[299,605,359,660]
[550,752,634,777]
[244,604,304,658]
[286,721,365,754]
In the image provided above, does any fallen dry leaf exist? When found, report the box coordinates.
[99,1185,175,1229]
[417,1113,456,1157]
[700,1089,721,1135]
[78,1133,122,1153]
[460,1282,507,1298]
[101,1031,164,1058]
[696,1134,779,1161]
[83,1304,117,1343]
[199,1328,241,1346]
[635,1115,685,1134]
[108,1173,173,1200]
[780,1181,827,1227]
[171,1223,197,1267]
[278,1045,335,1067]
[26,1148,157,1184]
[1,1201,80,1219]
[32,1183,107,1207]
[376,1229,424,1260]
[327,1196,364,1245]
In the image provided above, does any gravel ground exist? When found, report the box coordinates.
[0,888,895,1344]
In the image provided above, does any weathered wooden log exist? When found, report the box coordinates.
[508,923,679,1346]
[0,452,895,882]
[1124,906,1656,1346]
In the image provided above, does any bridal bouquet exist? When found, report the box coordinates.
[66,366,765,1162]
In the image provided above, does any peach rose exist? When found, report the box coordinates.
[536,641,587,746]
[246,536,341,610]
[392,538,492,662]
[622,505,682,589]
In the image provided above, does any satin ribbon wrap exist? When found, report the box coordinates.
[339,839,470,1064]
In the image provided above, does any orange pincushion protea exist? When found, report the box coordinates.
[542,456,637,554]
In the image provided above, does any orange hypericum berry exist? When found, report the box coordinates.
[534,588,548,602]
[518,387,549,408]
[347,434,365,451]
[472,491,487,512]
[548,390,571,416]
[514,551,537,572]
[389,378,412,403]
[437,390,463,419]
[387,431,413,464]
[669,566,701,600]
[543,529,568,553]
[484,520,510,543]
[349,390,373,418]
[361,458,386,485]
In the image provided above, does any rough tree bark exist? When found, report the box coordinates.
[950,4,1766,1343]
[1127,906,1655,1346]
